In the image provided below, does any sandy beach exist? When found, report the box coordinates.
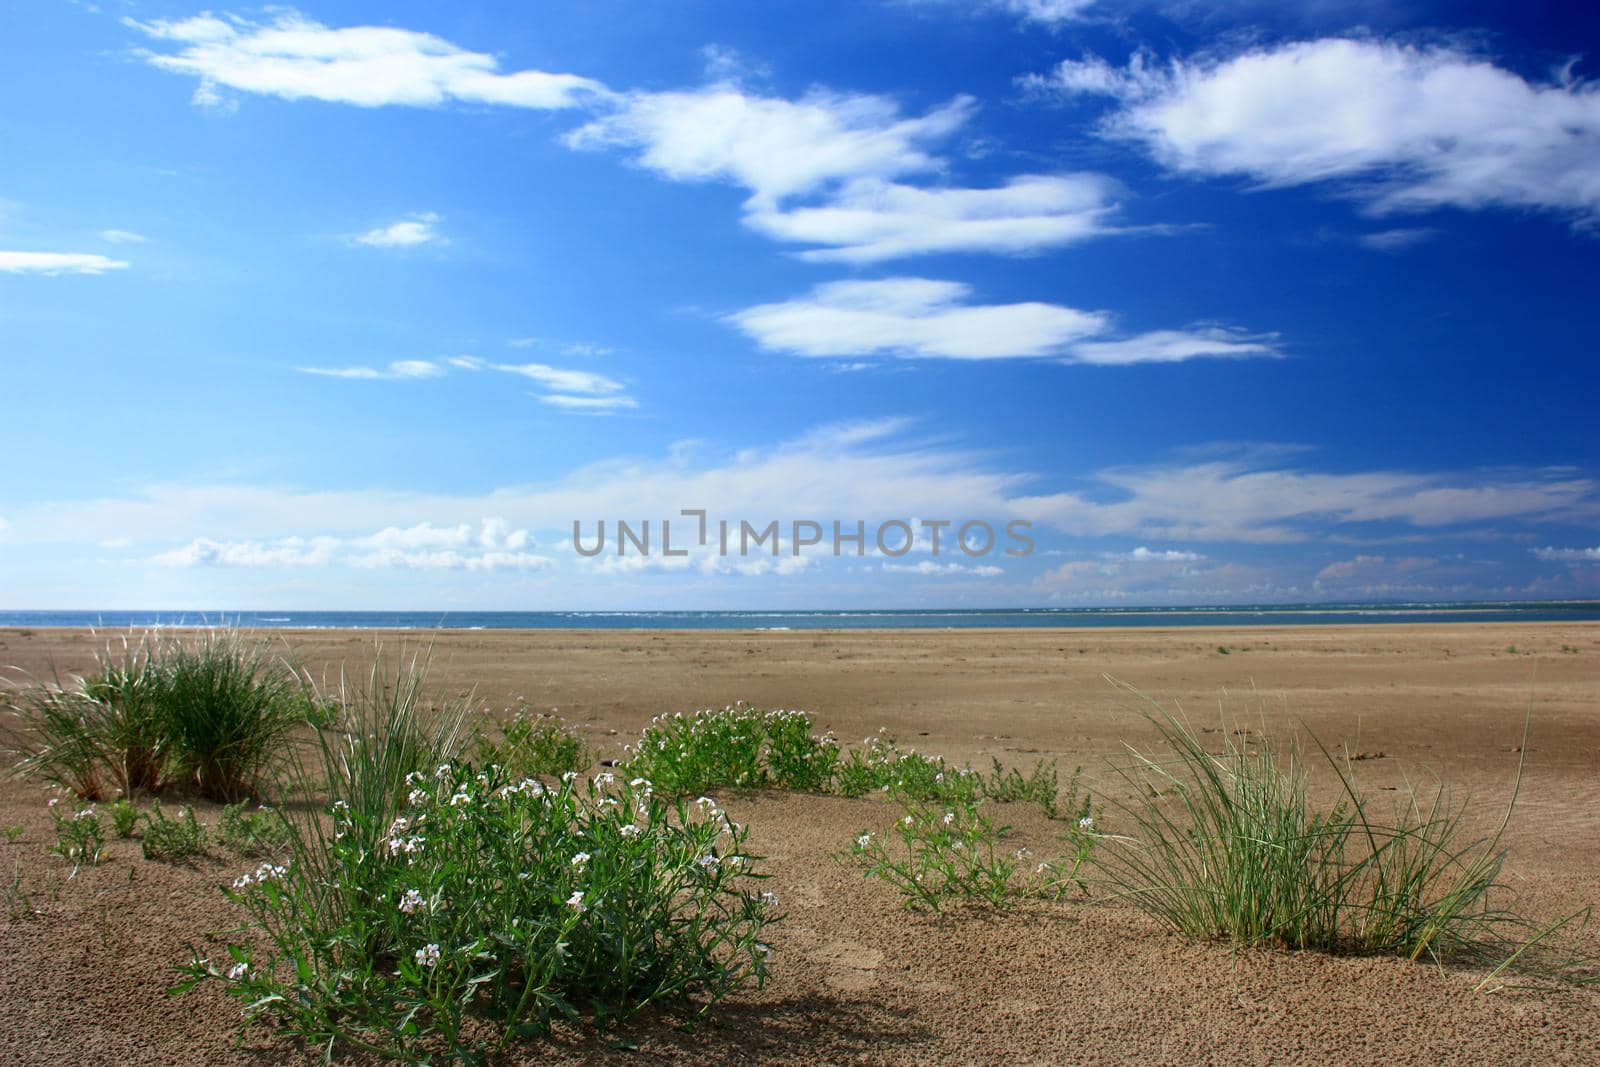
[1,621,1597,1063]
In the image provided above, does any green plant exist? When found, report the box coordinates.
[141,801,208,861]
[49,801,105,870]
[218,802,291,856]
[623,704,839,795]
[178,766,777,1060]
[832,730,980,804]
[158,629,308,801]
[472,709,590,779]
[2,825,23,843]
[6,677,116,800]
[845,792,1021,912]
[980,757,1063,817]
[80,635,172,794]
[108,798,140,839]
[1092,681,1594,981]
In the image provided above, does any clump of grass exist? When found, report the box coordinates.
[472,708,590,779]
[158,629,307,801]
[980,757,1066,818]
[623,704,838,795]
[179,655,775,1060]
[6,628,314,802]
[217,802,291,856]
[1092,681,1594,983]
[141,801,208,861]
[48,801,105,870]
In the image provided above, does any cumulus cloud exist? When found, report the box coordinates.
[570,82,1141,260]
[730,278,1276,363]
[1533,545,1600,562]
[745,173,1127,263]
[0,252,129,275]
[129,11,610,111]
[1024,38,1600,224]
[569,85,972,207]
[353,212,443,248]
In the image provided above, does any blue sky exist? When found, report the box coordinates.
[2,0,1597,610]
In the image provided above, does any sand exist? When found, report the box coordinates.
[0,622,1596,1064]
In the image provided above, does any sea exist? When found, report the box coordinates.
[0,602,1596,631]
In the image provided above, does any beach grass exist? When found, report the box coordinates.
[1091,679,1594,983]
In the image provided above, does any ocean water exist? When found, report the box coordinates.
[0,603,1596,631]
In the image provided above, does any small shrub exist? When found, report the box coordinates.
[108,798,140,839]
[2,825,23,843]
[218,803,291,856]
[179,767,776,1059]
[49,801,105,869]
[141,802,207,861]
[80,636,172,794]
[624,704,838,795]
[845,792,1020,912]
[472,709,590,779]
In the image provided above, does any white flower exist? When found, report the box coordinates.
[226,961,250,980]
[760,891,780,908]
[1078,816,1094,831]
[629,777,649,788]
[942,812,955,826]
[47,797,61,808]
[449,789,471,807]
[902,815,913,826]
[561,771,578,783]
[594,772,615,787]
[856,833,871,848]
[415,943,441,968]
[620,823,642,838]
[433,763,452,780]
[695,796,716,809]
[567,890,586,912]
[570,852,591,867]
[754,942,771,957]
[696,852,719,869]
[398,888,426,914]
[407,788,428,806]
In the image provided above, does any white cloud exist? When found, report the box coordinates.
[99,229,148,244]
[1069,327,1279,365]
[129,12,610,111]
[746,173,1126,263]
[1024,39,1600,224]
[8,426,1593,568]
[1016,458,1596,542]
[1121,546,1203,562]
[907,0,1100,26]
[153,520,548,572]
[298,360,445,380]
[537,394,639,413]
[568,84,973,208]
[0,252,129,275]
[1533,545,1600,562]
[354,212,442,248]
[492,363,624,395]
[730,278,1108,359]
[881,560,1004,576]
[1359,227,1436,252]
[730,278,1276,363]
